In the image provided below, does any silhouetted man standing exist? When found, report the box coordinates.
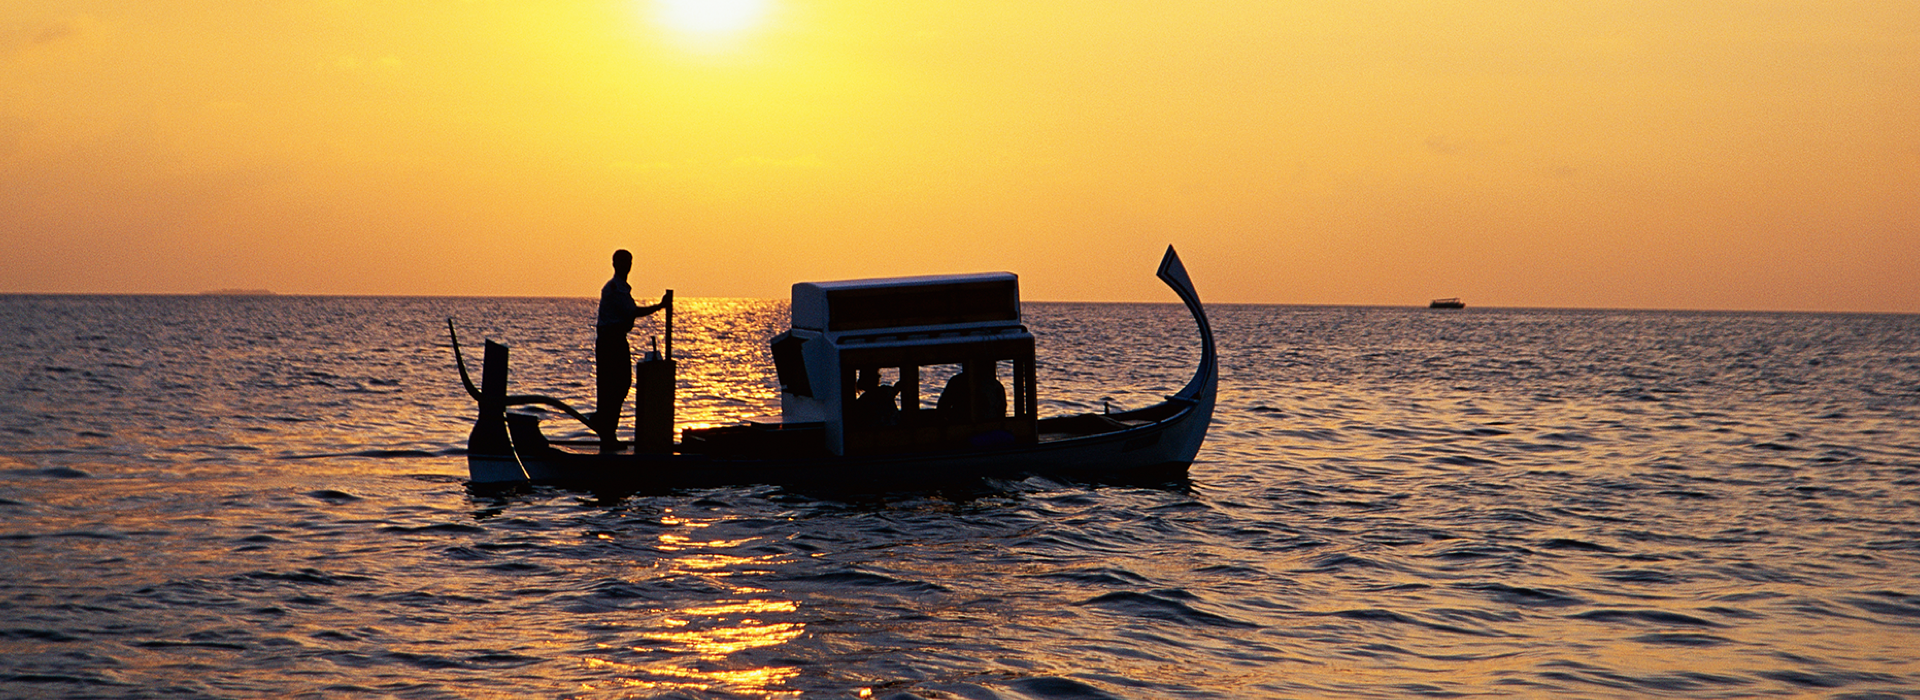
[596,249,667,450]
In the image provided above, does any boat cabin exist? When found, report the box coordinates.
[689,272,1039,458]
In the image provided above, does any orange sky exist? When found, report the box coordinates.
[3,1,1916,311]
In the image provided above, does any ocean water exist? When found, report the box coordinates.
[2,295,1917,699]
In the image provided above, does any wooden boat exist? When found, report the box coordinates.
[1429,297,1465,309]
[451,246,1216,489]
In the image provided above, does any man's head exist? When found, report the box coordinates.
[612,249,633,276]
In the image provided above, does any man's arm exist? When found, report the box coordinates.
[640,289,672,316]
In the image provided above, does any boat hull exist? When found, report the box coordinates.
[469,394,1212,489]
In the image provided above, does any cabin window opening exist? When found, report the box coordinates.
[848,366,902,428]
[843,356,1032,429]
[932,360,1010,424]
[918,363,958,401]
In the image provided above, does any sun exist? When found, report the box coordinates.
[653,0,769,36]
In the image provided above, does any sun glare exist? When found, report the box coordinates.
[653,0,768,36]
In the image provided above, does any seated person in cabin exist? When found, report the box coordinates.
[937,362,1006,424]
[851,368,900,428]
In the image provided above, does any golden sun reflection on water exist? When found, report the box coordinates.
[646,616,805,657]
[579,509,805,697]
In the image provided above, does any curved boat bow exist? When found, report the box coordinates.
[1158,245,1217,408]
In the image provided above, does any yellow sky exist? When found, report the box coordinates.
[3,1,1916,311]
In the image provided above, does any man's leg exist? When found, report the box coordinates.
[595,331,630,448]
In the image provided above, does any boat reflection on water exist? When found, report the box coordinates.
[578,509,807,697]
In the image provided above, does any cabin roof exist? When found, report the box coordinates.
[792,272,1020,332]
[796,271,1014,293]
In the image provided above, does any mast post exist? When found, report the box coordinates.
[468,340,512,455]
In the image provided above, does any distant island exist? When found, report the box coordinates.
[198,289,276,296]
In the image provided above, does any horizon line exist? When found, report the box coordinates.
[1,291,1913,317]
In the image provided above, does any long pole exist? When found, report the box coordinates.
[664,289,674,360]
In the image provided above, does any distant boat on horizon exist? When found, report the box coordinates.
[1429,298,1465,309]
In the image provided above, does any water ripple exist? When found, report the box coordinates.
[1,298,1917,698]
